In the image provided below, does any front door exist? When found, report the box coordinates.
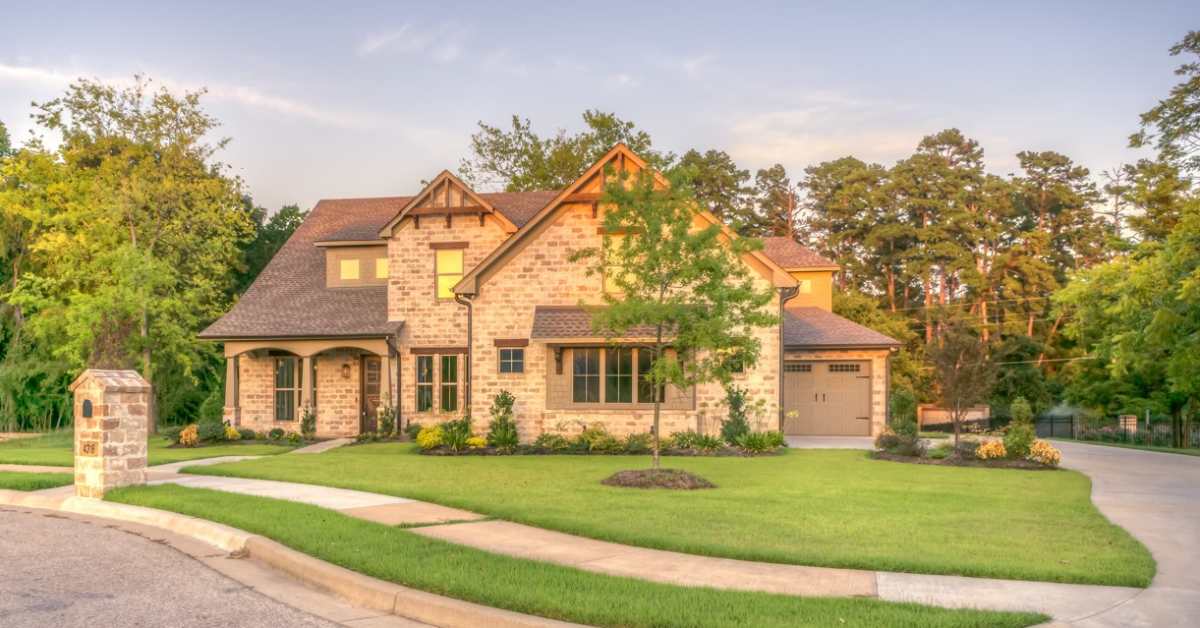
[361,356,381,432]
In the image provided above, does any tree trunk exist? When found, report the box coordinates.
[979,299,989,343]
[923,275,933,344]
[886,267,896,313]
[141,309,157,434]
[953,401,961,447]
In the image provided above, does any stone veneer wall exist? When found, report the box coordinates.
[783,348,891,436]
[466,200,781,439]
[70,370,150,498]
[235,351,361,438]
[387,213,508,422]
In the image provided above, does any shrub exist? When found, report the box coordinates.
[532,432,569,450]
[720,386,752,445]
[572,424,616,452]
[198,387,224,425]
[466,435,487,449]
[378,404,397,437]
[888,434,926,457]
[486,390,519,450]
[238,428,256,440]
[889,387,919,437]
[1028,440,1061,467]
[441,416,473,452]
[416,426,444,450]
[928,443,953,459]
[587,433,623,453]
[624,432,653,454]
[198,418,226,443]
[404,422,424,440]
[1004,421,1036,459]
[954,439,980,459]
[1010,396,1034,425]
[669,430,704,449]
[224,424,241,441]
[286,432,303,445]
[300,406,317,440]
[734,431,778,454]
[178,424,200,448]
[268,428,285,441]
[161,425,184,444]
[874,431,900,451]
[976,440,1007,460]
[763,431,786,449]
[355,431,377,444]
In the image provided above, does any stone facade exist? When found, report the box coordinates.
[69,369,150,498]
[465,200,782,439]
[233,351,363,438]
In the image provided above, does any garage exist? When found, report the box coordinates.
[782,360,872,436]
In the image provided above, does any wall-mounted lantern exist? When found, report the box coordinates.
[341,363,352,379]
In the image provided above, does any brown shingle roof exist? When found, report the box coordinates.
[762,237,838,269]
[530,306,659,339]
[783,307,900,348]
[201,190,558,339]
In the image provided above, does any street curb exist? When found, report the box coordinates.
[0,489,578,627]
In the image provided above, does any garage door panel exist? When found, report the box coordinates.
[783,360,871,436]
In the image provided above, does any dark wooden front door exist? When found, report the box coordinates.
[361,356,382,432]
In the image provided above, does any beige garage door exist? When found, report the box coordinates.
[782,361,872,435]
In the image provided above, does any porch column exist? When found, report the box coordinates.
[382,353,394,404]
[301,355,314,411]
[224,355,241,426]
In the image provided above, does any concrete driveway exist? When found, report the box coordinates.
[1051,441,1200,627]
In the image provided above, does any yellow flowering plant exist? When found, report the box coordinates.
[467,435,487,449]
[976,440,1007,460]
[179,424,199,448]
[1028,440,1061,467]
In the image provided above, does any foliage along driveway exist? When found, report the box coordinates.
[0,431,294,467]
[186,444,1154,587]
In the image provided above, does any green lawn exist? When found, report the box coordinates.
[188,444,1154,587]
[107,484,1042,628]
[1051,438,1200,457]
[0,430,296,467]
[0,471,73,491]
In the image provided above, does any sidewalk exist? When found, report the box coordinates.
[78,463,1140,621]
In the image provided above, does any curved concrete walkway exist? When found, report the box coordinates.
[78,452,1150,622]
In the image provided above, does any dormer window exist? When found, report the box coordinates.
[340,259,360,281]
[317,243,388,287]
[375,258,388,280]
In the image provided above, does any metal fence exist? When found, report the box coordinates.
[1039,415,1200,449]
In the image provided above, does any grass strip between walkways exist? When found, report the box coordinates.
[0,430,295,467]
[0,471,73,491]
[107,484,1045,628]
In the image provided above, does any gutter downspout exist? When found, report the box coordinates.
[777,286,800,431]
[454,294,474,412]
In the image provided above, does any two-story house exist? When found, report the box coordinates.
[200,145,899,440]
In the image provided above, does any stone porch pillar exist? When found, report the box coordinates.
[301,355,314,411]
[69,369,150,498]
[224,355,240,426]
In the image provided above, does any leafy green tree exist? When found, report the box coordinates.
[750,164,798,237]
[571,167,777,469]
[928,321,996,445]
[1131,31,1200,175]
[0,120,11,157]
[4,76,251,429]
[460,110,664,191]
[674,149,754,230]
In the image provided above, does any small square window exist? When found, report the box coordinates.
[797,279,812,294]
[374,258,388,279]
[499,348,524,373]
[339,258,360,280]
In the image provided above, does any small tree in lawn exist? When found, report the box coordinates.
[928,321,996,446]
[571,166,777,471]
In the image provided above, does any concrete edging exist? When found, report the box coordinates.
[0,489,577,627]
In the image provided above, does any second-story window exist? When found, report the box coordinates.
[435,249,463,299]
[374,257,388,280]
[339,259,360,281]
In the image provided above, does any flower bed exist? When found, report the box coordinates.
[872,430,1061,470]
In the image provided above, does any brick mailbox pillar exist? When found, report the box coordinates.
[1119,414,1138,434]
[69,369,151,498]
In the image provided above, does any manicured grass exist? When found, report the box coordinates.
[189,444,1155,587]
[1051,438,1200,457]
[0,430,296,467]
[107,484,1043,628]
[0,471,73,491]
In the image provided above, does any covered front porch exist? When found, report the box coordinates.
[222,337,398,438]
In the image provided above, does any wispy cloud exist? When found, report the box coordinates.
[0,62,374,129]
[356,22,464,63]
[653,53,717,80]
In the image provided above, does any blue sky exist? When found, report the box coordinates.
[3,1,1197,210]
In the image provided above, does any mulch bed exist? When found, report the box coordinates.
[871,450,1056,470]
[600,468,717,490]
